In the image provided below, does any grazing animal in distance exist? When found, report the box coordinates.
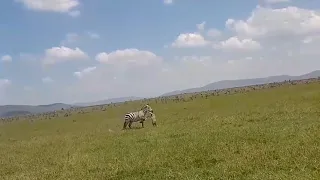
[123,104,155,129]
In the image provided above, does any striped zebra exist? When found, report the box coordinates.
[123,104,155,129]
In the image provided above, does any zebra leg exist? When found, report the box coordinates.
[141,121,144,128]
[123,121,128,129]
[128,121,133,129]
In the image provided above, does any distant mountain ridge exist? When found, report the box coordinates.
[161,70,320,97]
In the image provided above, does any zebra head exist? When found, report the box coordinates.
[141,104,153,114]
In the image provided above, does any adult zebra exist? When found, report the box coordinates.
[123,104,156,129]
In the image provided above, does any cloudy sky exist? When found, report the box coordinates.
[1,0,320,105]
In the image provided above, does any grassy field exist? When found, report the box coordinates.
[1,82,320,180]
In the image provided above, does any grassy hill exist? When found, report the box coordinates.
[0,80,320,179]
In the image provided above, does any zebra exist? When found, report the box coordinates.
[123,104,155,129]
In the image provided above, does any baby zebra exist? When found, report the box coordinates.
[123,104,154,129]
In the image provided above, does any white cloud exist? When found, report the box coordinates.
[195,21,221,39]
[226,6,320,39]
[171,33,209,48]
[42,77,54,83]
[207,28,221,38]
[216,36,261,51]
[96,49,161,66]
[74,66,97,78]
[43,46,88,65]
[16,0,80,16]
[1,55,12,62]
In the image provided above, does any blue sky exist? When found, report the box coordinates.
[1,0,320,105]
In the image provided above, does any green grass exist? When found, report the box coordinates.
[1,82,320,180]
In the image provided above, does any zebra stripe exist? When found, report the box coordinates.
[124,111,145,123]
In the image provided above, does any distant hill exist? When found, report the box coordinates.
[0,103,75,118]
[73,96,143,107]
[161,70,320,97]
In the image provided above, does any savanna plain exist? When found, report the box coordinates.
[0,81,320,180]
